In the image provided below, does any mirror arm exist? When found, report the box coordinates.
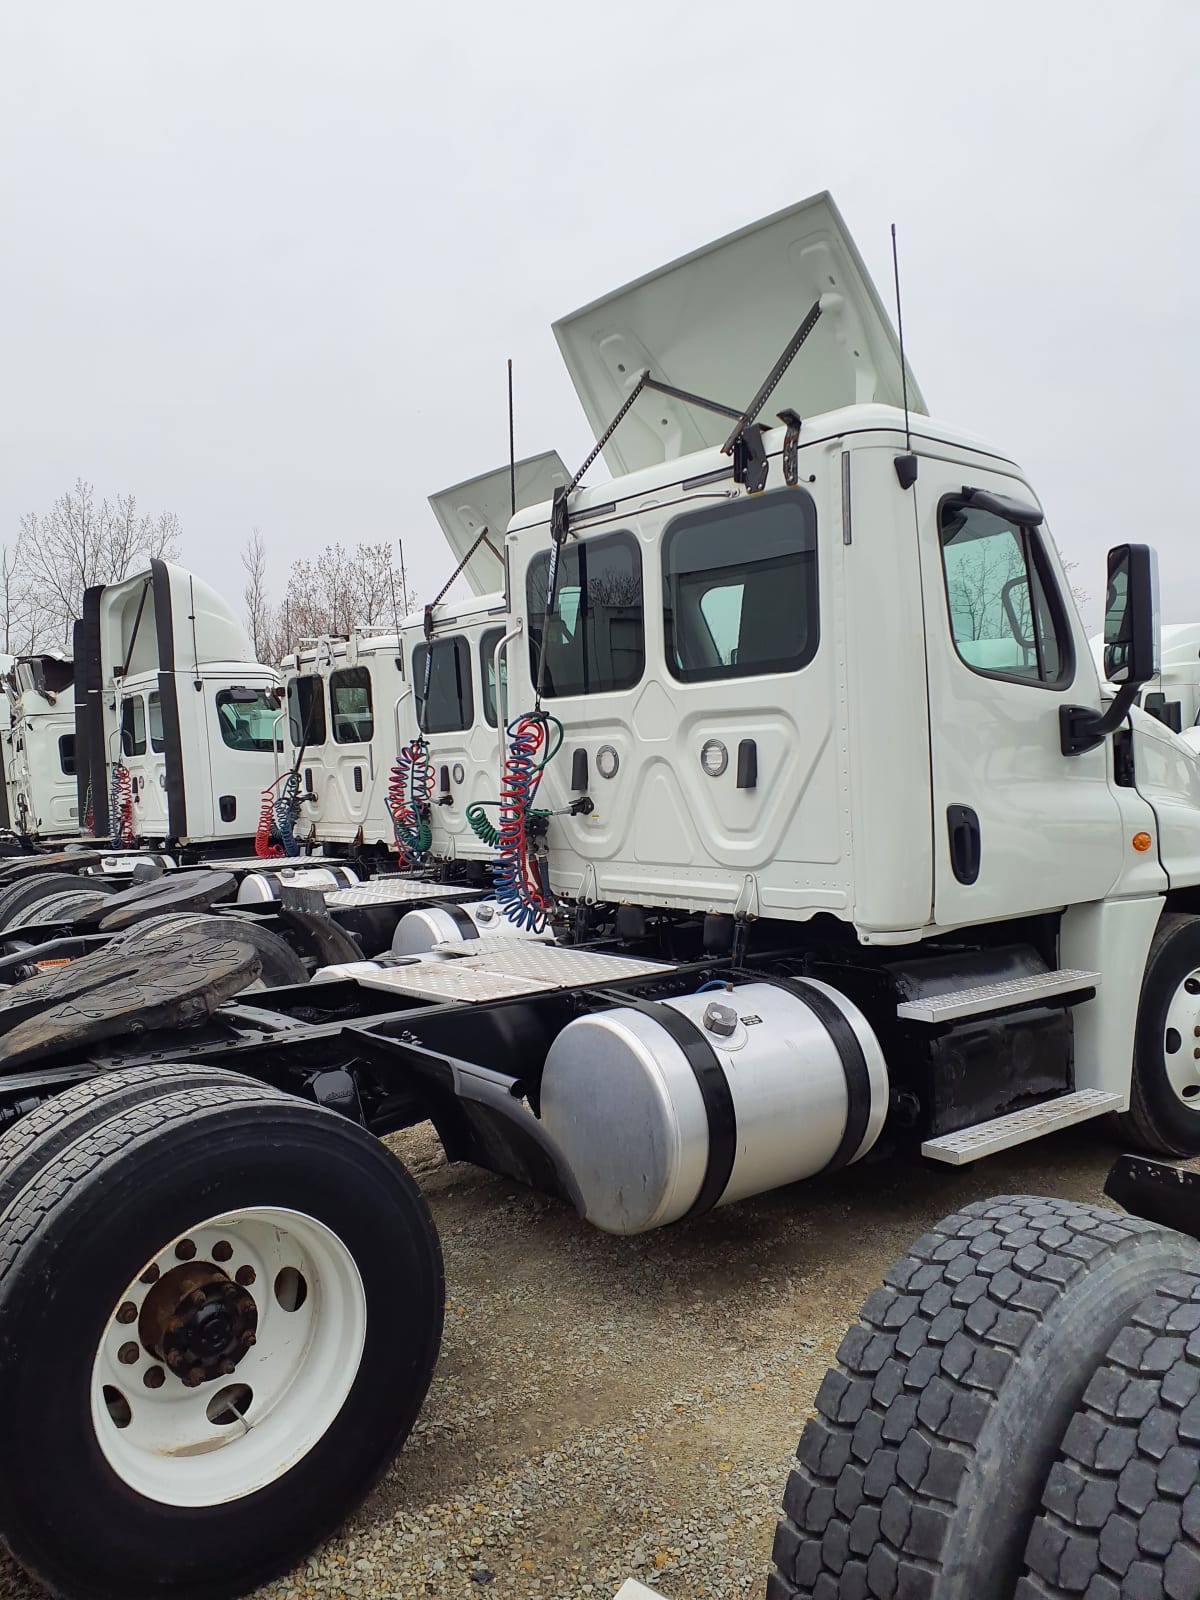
[1060,681,1141,757]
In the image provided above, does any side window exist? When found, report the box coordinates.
[480,627,508,728]
[662,493,819,682]
[526,532,644,698]
[58,734,76,775]
[147,691,166,753]
[412,637,473,734]
[286,675,326,747]
[939,500,1071,686]
[216,689,283,752]
[120,695,146,756]
[329,667,374,743]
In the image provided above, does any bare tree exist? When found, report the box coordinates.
[242,534,418,662]
[17,479,181,648]
[0,530,36,656]
[242,529,275,663]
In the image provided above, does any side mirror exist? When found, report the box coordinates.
[1102,544,1160,687]
[1062,544,1161,756]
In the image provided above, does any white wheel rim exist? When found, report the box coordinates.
[90,1207,366,1507]
[1163,968,1200,1107]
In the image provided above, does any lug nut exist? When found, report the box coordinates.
[116,1302,138,1325]
[219,1358,236,1376]
[235,1266,256,1287]
[118,1342,140,1365]
[165,1349,184,1370]
[189,1289,208,1308]
[182,1368,205,1389]
[143,1367,165,1390]
[212,1241,233,1263]
[139,1264,160,1285]
[240,1331,256,1347]
[175,1239,197,1261]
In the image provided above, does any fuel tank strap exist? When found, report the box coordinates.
[758,975,873,1174]
[441,904,480,939]
[598,991,737,1219]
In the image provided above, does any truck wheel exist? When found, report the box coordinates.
[1117,912,1200,1157]
[1018,1270,1200,1599]
[0,1082,444,1600]
[769,1197,1200,1600]
[0,1063,282,1219]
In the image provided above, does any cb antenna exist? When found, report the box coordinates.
[507,358,516,518]
[891,222,918,489]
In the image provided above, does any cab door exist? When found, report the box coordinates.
[326,665,375,831]
[918,459,1127,926]
[121,690,169,838]
[412,634,477,856]
[202,682,283,841]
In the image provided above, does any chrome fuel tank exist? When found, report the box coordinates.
[539,979,888,1234]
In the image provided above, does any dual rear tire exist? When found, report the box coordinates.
[771,1195,1200,1600]
[0,1066,444,1600]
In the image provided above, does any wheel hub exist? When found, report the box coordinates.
[139,1264,258,1388]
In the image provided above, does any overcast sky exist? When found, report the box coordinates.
[1,1,1196,634]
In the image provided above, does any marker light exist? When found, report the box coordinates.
[1132,832,1153,852]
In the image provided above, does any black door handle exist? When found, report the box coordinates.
[947,804,981,885]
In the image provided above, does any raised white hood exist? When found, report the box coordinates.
[429,451,571,596]
[553,192,927,478]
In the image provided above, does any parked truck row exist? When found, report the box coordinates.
[0,191,1198,1599]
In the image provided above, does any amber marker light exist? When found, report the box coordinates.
[1132,832,1153,852]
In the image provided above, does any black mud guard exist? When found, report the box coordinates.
[1104,1153,1200,1242]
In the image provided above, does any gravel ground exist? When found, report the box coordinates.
[0,1124,1149,1600]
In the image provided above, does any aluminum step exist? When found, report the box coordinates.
[921,1088,1123,1165]
[896,968,1100,1024]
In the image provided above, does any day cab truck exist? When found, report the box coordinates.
[0,192,1196,1600]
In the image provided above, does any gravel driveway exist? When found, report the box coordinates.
[0,1125,1136,1600]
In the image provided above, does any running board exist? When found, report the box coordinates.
[921,1088,1123,1165]
[896,968,1100,1024]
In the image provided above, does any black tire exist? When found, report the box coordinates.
[0,1082,444,1600]
[1017,1269,1200,1600]
[0,1063,283,1220]
[769,1196,1200,1600]
[0,871,113,933]
[1113,912,1200,1157]
[117,911,309,989]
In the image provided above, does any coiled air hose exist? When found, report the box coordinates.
[109,762,134,849]
[386,737,434,866]
[494,711,562,932]
[254,771,302,858]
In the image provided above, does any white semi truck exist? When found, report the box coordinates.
[73,559,283,852]
[0,192,1196,1600]
[0,651,80,841]
[276,452,568,867]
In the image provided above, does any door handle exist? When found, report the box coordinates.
[947,804,981,885]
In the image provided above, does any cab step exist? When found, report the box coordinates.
[896,967,1100,1024]
[921,1088,1123,1165]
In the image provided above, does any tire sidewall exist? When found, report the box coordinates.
[0,1103,443,1599]
[942,1231,1200,1593]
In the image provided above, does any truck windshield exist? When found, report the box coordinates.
[216,690,283,752]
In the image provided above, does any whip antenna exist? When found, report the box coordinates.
[890,222,918,489]
[507,358,516,518]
